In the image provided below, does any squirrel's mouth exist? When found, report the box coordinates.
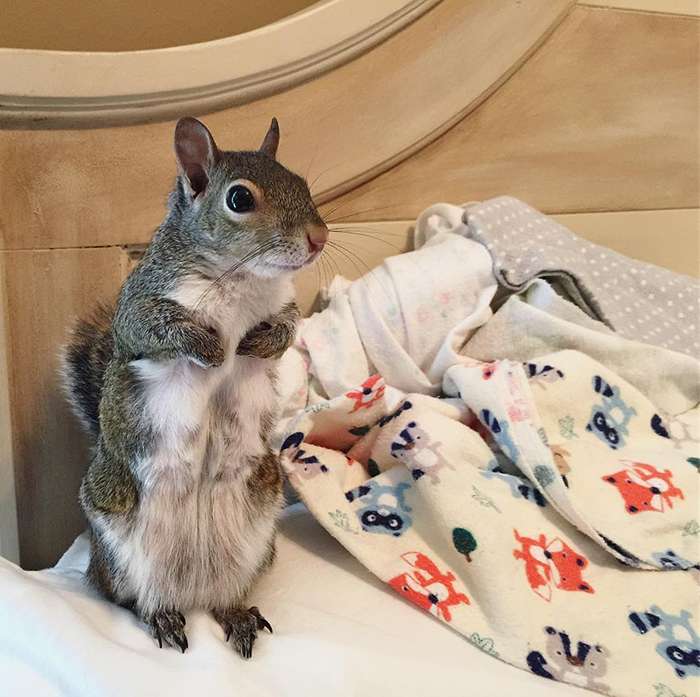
[265,260,307,271]
[267,251,320,271]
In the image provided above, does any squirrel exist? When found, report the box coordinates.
[60,116,328,658]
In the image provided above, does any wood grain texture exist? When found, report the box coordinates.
[0,0,319,51]
[3,207,697,567]
[553,209,700,277]
[0,0,441,125]
[322,7,700,221]
[4,247,129,569]
[0,255,20,563]
[0,0,572,250]
[579,0,700,16]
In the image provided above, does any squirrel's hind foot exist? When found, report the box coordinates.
[213,606,272,659]
[147,608,188,653]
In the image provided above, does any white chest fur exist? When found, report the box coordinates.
[131,273,292,480]
[114,273,292,612]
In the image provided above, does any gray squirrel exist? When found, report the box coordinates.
[60,116,328,658]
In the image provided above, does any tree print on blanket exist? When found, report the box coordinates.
[468,632,499,657]
[558,415,579,441]
[452,528,478,562]
[602,463,684,515]
[513,530,594,602]
[653,683,688,697]
[388,552,469,622]
[682,520,700,537]
[328,509,360,535]
[533,465,556,489]
[471,485,502,513]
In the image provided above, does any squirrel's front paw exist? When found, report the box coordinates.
[236,321,292,360]
[213,606,272,659]
[187,325,225,368]
[147,609,188,652]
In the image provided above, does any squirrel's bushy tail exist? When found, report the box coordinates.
[60,303,114,437]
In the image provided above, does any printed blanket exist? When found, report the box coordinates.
[276,201,700,697]
[279,360,699,697]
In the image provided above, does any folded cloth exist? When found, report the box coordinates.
[461,196,700,359]
[296,204,497,399]
[465,279,700,417]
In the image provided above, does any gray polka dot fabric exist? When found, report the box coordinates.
[464,196,700,359]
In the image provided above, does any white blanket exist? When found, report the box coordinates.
[277,203,498,412]
[0,506,583,697]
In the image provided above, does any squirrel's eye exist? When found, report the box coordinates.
[226,185,255,213]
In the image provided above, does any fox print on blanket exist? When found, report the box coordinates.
[389,552,469,622]
[513,530,594,602]
[602,463,684,515]
[346,375,386,413]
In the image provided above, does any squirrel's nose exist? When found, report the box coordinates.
[307,223,329,253]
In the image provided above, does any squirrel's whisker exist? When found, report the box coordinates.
[193,242,278,311]
[329,228,406,253]
[329,224,409,239]
[322,202,403,224]
[326,240,395,307]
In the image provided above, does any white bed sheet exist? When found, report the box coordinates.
[0,505,589,697]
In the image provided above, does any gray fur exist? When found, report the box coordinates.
[237,302,300,359]
[61,117,325,657]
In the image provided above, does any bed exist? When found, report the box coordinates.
[0,1,698,696]
[1,504,588,697]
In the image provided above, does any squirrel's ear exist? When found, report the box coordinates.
[259,117,280,159]
[174,117,220,198]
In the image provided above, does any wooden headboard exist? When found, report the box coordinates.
[1,0,698,568]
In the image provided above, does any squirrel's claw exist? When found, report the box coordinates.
[249,605,273,633]
[148,609,188,653]
[213,606,273,659]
